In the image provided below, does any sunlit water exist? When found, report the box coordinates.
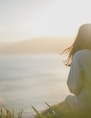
[0,54,70,117]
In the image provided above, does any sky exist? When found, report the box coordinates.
[0,0,91,42]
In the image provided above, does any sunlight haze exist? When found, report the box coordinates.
[0,0,91,42]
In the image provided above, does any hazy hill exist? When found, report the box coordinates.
[0,37,73,54]
[0,43,11,49]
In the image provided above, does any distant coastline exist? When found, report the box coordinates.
[0,37,73,54]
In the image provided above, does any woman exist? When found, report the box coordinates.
[41,24,91,118]
[61,24,91,114]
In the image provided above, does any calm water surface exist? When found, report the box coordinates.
[0,54,70,117]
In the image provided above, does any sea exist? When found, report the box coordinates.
[0,54,70,118]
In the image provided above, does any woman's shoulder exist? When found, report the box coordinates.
[74,49,91,57]
[73,49,91,61]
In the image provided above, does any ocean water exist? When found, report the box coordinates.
[0,54,70,117]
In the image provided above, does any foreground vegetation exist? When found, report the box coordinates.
[0,104,23,118]
[0,103,91,118]
[32,102,91,118]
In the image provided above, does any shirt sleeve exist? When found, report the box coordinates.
[67,53,83,95]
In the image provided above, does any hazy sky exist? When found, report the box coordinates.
[0,0,91,42]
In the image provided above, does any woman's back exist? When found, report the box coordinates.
[66,49,91,111]
[61,24,91,116]
[76,49,91,89]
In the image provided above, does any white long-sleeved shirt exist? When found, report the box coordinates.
[67,49,91,102]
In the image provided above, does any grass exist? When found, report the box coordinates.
[0,104,23,118]
[32,103,77,118]
[32,102,91,118]
[0,103,91,118]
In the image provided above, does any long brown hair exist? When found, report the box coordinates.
[63,24,91,66]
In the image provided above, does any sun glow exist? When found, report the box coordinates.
[0,0,91,42]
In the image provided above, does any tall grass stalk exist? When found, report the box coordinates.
[0,105,23,118]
